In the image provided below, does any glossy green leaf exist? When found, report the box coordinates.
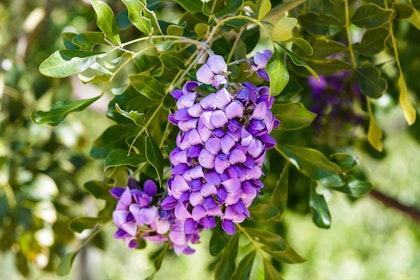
[121,0,152,35]
[335,176,373,197]
[209,224,229,256]
[298,12,343,36]
[367,105,384,152]
[92,0,121,45]
[173,0,202,14]
[398,74,417,125]
[271,162,289,218]
[231,250,256,280]
[276,144,343,187]
[160,52,185,69]
[215,233,239,280]
[69,217,110,233]
[263,258,284,280]
[267,48,289,96]
[249,203,279,222]
[31,95,100,126]
[262,246,306,264]
[356,65,387,98]
[330,153,359,172]
[115,103,146,127]
[351,3,393,29]
[272,17,298,42]
[57,251,78,276]
[104,149,146,172]
[72,32,107,50]
[130,74,165,100]
[309,186,331,228]
[272,102,316,130]
[39,50,103,78]
[258,0,271,21]
[84,180,113,201]
[145,135,164,185]
[354,28,389,56]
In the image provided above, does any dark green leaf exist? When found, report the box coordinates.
[224,18,252,29]
[249,203,279,222]
[311,39,347,59]
[145,135,164,184]
[354,28,389,56]
[298,12,343,36]
[239,26,260,54]
[72,32,107,50]
[57,251,78,276]
[39,50,103,78]
[130,74,165,100]
[69,217,110,233]
[115,103,146,127]
[91,124,136,159]
[215,233,239,280]
[92,0,121,45]
[121,0,152,35]
[104,149,146,172]
[160,52,185,69]
[215,0,242,16]
[62,32,79,50]
[335,176,373,197]
[31,95,100,126]
[231,250,256,280]
[84,180,113,201]
[310,186,331,228]
[272,102,317,130]
[351,3,393,29]
[394,3,414,19]
[262,246,306,264]
[173,0,203,13]
[330,153,359,172]
[277,43,319,79]
[16,252,29,277]
[267,48,289,96]
[308,58,352,75]
[242,227,287,251]
[209,223,229,256]
[356,65,387,98]
[271,162,289,218]
[413,0,420,11]
[263,258,284,280]
[275,145,343,187]
[291,38,313,56]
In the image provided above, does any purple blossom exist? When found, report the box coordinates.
[196,55,228,88]
[250,50,273,81]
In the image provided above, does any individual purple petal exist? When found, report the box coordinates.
[200,216,216,229]
[183,81,200,94]
[199,111,214,129]
[188,165,204,179]
[116,188,132,210]
[211,110,228,128]
[161,195,178,210]
[251,101,268,120]
[171,163,189,175]
[215,88,232,109]
[229,149,246,165]
[205,137,221,155]
[225,189,243,205]
[225,101,244,119]
[231,200,249,216]
[220,134,236,154]
[143,179,157,197]
[204,171,221,185]
[177,92,197,109]
[142,233,167,243]
[200,183,217,196]
[154,219,171,234]
[187,103,203,117]
[217,187,227,202]
[113,211,137,236]
[259,134,276,148]
[222,219,235,235]
[222,178,241,193]
[256,69,269,81]
[248,139,264,158]
[248,119,265,136]
[212,128,225,138]
[252,50,272,70]
[169,148,188,166]
[130,204,158,225]
[170,89,183,100]
[224,205,246,223]
[197,119,212,142]
[178,192,190,203]
[178,118,198,132]
[240,128,253,147]
[187,145,202,158]
[196,63,214,85]
[190,179,202,191]
[200,93,216,110]
[126,238,139,249]
[190,191,204,206]
[114,228,130,239]
[198,148,215,169]
[187,129,203,146]
[204,196,218,209]
[175,203,192,220]
[215,154,230,174]
[109,187,125,199]
[169,230,187,246]
[207,205,223,216]
[170,175,190,198]
[207,55,227,74]
[192,205,207,221]
[184,218,198,234]
[173,108,191,121]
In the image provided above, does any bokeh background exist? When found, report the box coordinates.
[1,0,420,279]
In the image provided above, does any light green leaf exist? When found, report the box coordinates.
[272,102,317,130]
[291,38,313,56]
[31,95,100,126]
[39,50,103,78]
[167,25,184,36]
[409,9,420,30]
[398,74,417,125]
[310,185,331,228]
[267,48,289,96]
[335,176,373,197]
[130,74,165,100]
[351,3,393,29]
[115,103,146,127]
[367,107,384,152]
[57,251,78,276]
[356,65,387,98]
[121,0,152,35]
[275,144,343,187]
[92,0,121,45]
[258,0,272,21]
[272,17,298,41]
[194,23,209,37]
[72,32,107,50]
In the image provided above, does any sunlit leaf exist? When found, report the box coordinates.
[121,0,152,35]
[398,74,417,125]
[242,227,287,251]
[272,17,298,42]
[272,102,317,130]
[267,47,289,96]
[351,3,393,29]
[258,0,271,21]
[92,0,121,45]
[367,106,384,152]
[72,32,107,50]
[31,95,100,126]
[310,186,331,228]
[115,103,146,127]
[277,43,319,79]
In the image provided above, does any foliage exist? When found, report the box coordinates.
[2,0,420,279]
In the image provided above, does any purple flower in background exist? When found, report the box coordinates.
[167,53,279,235]
[250,50,272,81]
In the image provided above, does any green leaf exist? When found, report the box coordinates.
[31,95,100,126]
[330,153,359,172]
[267,48,289,96]
[335,176,373,197]
[242,227,287,251]
[272,102,316,130]
[72,32,107,50]
[394,3,414,19]
[209,224,229,256]
[311,39,347,59]
[277,43,319,79]
[249,203,279,222]
[69,217,110,233]
[271,162,289,218]
[91,124,136,158]
[173,0,203,14]
[263,258,284,280]
[39,50,103,78]
[354,28,389,56]
[231,250,256,280]
[398,74,417,125]
[121,0,152,35]
[84,180,113,201]
[272,17,298,42]
[298,12,343,36]
[104,149,146,172]
[130,73,166,100]
[309,185,331,228]
[291,38,313,56]
[167,24,184,36]
[275,144,343,187]
[356,65,387,98]
[115,103,146,127]
[215,233,239,280]
[308,58,352,76]
[367,106,384,152]
[145,135,164,185]
[258,0,271,21]
[92,0,121,45]
[62,32,79,50]
[160,52,186,69]
[152,243,169,271]
[351,3,393,29]
[262,246,306,263]
[57,251,78,276]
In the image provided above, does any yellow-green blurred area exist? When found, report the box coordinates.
[1,0,420,279]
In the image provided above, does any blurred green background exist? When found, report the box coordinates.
[1,1,419,279]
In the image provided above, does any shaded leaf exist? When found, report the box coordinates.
[267,47,289,96]
[263,258,284,280]
[249,203,279,222]
[231,250,256,280]
[31,95,100,126]
[271,162,289,218]
[291,38,313,56]
[298,12,343,36]
[335,176,373,197]
[72,32,107,50]
[354,28,389,56]
[57,251,78,276]
[209,223,229,256]
[173,0,202,14]
[330,153,359,172]
[262,246,306,264]
[215,233,239,280]
[69,217,110,233]
[160,52,185,69]
[272,17,298,42]
[277,43,319,79]
[351,3,393,29]
[272,102,317,130]
[91,124,136,159]
[311,39,346,59]
[145,134,164,185]
[121,0,152,35]
[84,180,113,201]
[310,186,331,228]
[130,74,165,100]
[242,227,287,251]
[92,0,121,45]
[308,58,352,76]
[356,65,387,98]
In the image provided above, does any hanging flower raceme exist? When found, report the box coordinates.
[110,178,201,255]
[164,53,279,235]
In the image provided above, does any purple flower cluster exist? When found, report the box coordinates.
[164,53,279,235]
